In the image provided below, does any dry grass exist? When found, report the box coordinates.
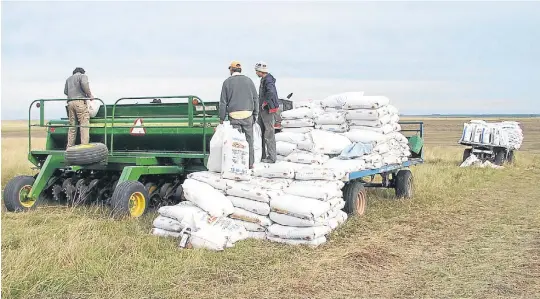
[2,118,540,299]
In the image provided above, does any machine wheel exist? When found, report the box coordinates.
[507,150,515,165]
[65,143,108,166]
[110,181,149,218]
[342,181,367,216]
[3,176,39,212]
[462,148,472,163]
[395,169,413,199]
[494,149,506,166]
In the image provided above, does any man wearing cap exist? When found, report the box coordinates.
[219,61,259,168]
[255,61,279,163]
[64,67,94,148]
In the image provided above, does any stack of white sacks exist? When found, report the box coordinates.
[459,120,524,150]
[276,92,411,179]
[150,92,412,250]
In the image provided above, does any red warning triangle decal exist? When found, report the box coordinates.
[130,118,146,136]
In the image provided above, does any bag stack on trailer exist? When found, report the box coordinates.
[150,92,413,250]
[459,120,523,150]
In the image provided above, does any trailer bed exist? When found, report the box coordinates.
[346,158,423,181]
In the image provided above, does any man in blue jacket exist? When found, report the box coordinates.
[255,61,279,163]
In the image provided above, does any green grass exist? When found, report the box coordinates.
[2,118,540,298]
[2,146,539,298]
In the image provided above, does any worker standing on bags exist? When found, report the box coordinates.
[64,67,94,148]
[219,61,259,168]
[255,61,279,163]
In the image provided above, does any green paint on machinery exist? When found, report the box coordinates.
[3,96,222,218]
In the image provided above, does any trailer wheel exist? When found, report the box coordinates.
[65,143,108,166]
[395,169,413,199]
[3,176,40,212]
[462,148,472,163]
[343,181,367,216]
[110,181,149,218]
[507,150,515,165]
[494,149,506,166]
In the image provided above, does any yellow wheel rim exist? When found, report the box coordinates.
[128,192,146,217]
[19,185,36,208]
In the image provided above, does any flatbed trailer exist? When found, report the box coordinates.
[459,140,514,166]
[338,122,425,215]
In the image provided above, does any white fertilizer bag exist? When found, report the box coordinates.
[253,123,263,164]
[281,118,315,128]
[321,91,365,109]
[88,100,101,118]
[325,157,367,173]
[275,132,307,144]
[288,179,345,191]
[230,207,272,227]
[269,212,327,227]
[310,129,352,155]
[344,130,386,144]
[228,196,271,216]
[345,107,389,120]
[266,235,326,247]
[187,171,228,191]
[327,210,348,229]
[151,228,182,238]
[343,95,390,110]
[249,177,292,190]
[314,111,347,125]
[230,219,266,232]
[207,122,231,172]
[221,126,250,181]
[186,229,228,251]
[153,215,184,232]
[315,124,349,133]
[349,124,394,135]
[347,113,391,127]
[225,180,277,203]
[284,151,330,165]
[295,166,346,181]
[296,134,315,151]
[281,107,314,119]
[252,162,296,179]
[157,202,209,225]
[182,179,234,217]
[247,231,267,240]
[267,224,331,240]
[387,104,399,115]
[276,141,298,156]
[284,184,342,201]
[270,195,332,220]
[281,127,314,134]
[338,142,374,160]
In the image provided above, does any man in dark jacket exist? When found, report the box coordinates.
[219,60,259,168]
[255,61,278,163]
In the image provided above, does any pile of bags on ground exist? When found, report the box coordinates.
[460,153,504,169]
[150,91,411,251]
[276,92,411,178]
[459,120,524,150]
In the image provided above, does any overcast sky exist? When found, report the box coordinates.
[2,1,539,120]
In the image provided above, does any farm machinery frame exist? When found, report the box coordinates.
[3,95,425,219]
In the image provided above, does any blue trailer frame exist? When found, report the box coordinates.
[339,121,424,216]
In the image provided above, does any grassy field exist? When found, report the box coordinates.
[1,118,540,299]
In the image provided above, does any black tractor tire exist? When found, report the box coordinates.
[395,169,414,199]
[342,181,367,216]
[462,148,472,163]
[110,181,149,218]
[65,143,108,166]
[3,176,40,212]
[494,149,506,166]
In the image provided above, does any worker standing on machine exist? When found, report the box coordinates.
[64,67,94,148]
[219,61,259,168]
[255,61,279,163]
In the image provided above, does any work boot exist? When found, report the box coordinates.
[261,158,275,164]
